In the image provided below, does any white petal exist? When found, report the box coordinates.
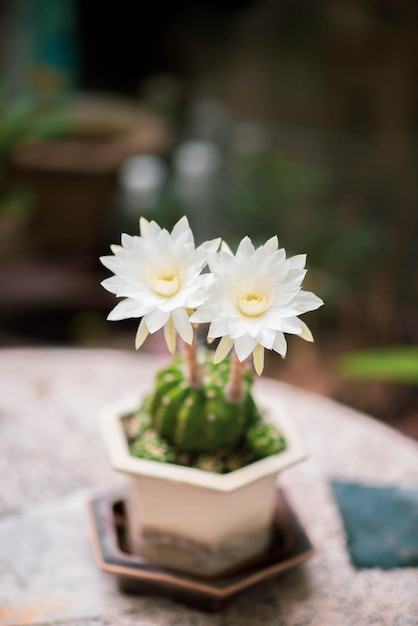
[288,254,306,269]
[281,317,305,334]
[156,228,175,251]
[100,255,121,273]
[214,336,234,364]
[101,276,123,295]
[147,220,161,239]
[236,236,255,258]
[201,273,215,291]
[220,240,233,255]
[272,332,287,357]
[299,320,314,342]
[292,291,324,314]
[253,344,265,375]
[257,327,276,349]
[208,318,230,339]
[263,236,278,254]
[171,215,190,240]
[207,249,234,275]
[135,318,149,349]
[121,233,138,249]
[163,316,176,354]
[144,309,170,333]
[190,306,215,324]
[228,315,262,339]
[110,244,122,253]
[174,229,194,250]
[172,308,193,344]
[234,335,257,361]
[196,237,221,259]
[139,216,149,235]
[282,269,307,290]
[107,299,143,320]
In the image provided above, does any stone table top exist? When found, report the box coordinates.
[0,348,417,626]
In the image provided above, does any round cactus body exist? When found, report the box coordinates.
[149,353,258,453]
[127,351,287,470]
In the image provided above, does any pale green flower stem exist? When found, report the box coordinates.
[183,336,246,400]
[227,351,245,403]
[183,336,203,389]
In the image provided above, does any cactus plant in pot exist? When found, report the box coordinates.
[99,216,323,577]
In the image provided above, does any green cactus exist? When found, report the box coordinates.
[126,350,287,473]
[245,415,286,457]
[150,352,256,453]
[130,429,177,463]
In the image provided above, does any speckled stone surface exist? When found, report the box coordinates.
[1,348,418,626]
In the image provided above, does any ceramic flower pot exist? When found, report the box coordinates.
[99,377,307,576]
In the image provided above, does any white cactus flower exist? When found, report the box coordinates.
[190,235,323,375]
[100,216,220,353]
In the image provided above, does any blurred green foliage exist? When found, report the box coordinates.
[218,153,385,285]
[340,347,418,385]
[217,153,379,314]
[0,87,71,214]
[216,150,416,343]
[143,147,413,343]
[220,153,327,248]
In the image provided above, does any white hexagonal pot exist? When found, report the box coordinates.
[99,378,307,576]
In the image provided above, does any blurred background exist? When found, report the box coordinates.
[0,0,417,437]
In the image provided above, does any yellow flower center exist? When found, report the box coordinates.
[149,272,181,297]
[237,291,271,317]
[234,272,273,317]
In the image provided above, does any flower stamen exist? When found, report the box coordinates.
[237,292,270,317]
[233,271,273,318]
[149,273,181,297]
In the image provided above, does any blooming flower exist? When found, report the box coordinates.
[190,235,323,375]
[100,216,220,353]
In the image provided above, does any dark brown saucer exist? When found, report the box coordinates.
[88,488,315,611]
